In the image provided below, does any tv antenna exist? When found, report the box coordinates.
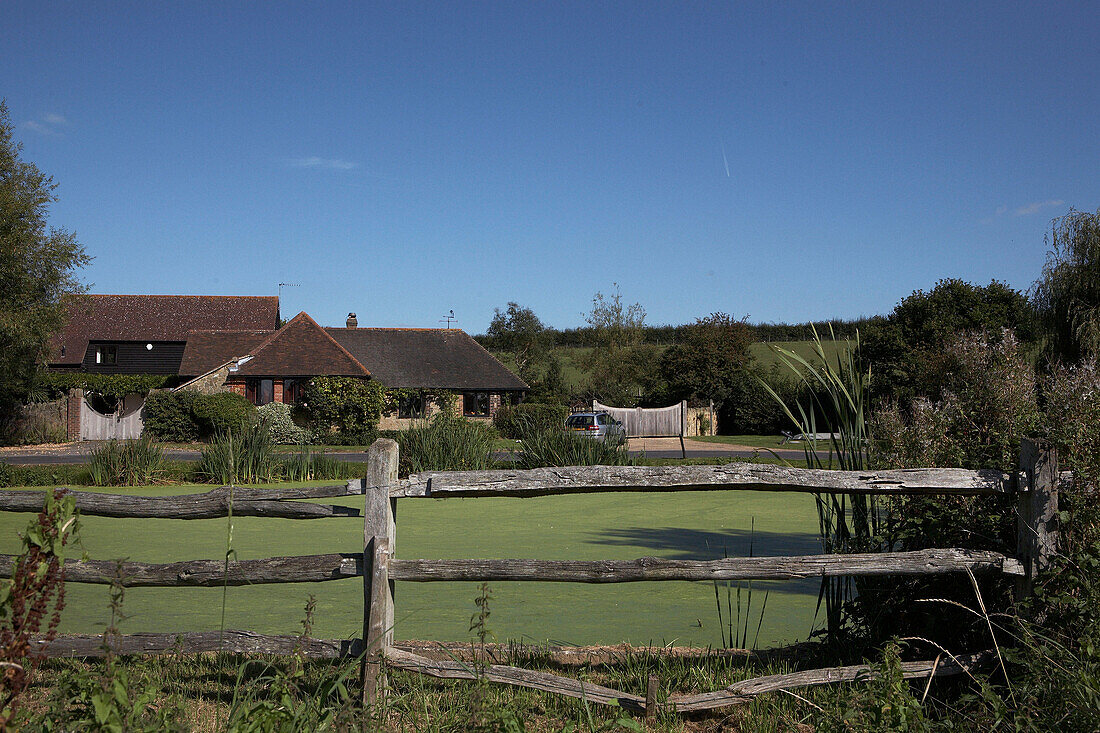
[278,282,300,300]
[439,309,457,329]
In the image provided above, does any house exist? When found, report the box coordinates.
[48,295,527,440]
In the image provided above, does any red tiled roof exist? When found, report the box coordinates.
[50,294,279,365]
[325,327,528,390]
[235,312,370,377]
[178,330,273,376]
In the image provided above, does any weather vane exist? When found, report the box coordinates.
[439,309,457,329]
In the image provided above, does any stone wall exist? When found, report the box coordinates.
[685,404,717,436]
[11,396,69,444]
[176,364,233,395]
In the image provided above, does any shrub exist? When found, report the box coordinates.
[192,392,256,435]
[301,377,384,439]
[198,423,277,484]
[492,402,569,438]
[514,424,629,469]
[257,402,312,445]
[396,413,496,476]
[88,437,166,486]
[142,391,200,442]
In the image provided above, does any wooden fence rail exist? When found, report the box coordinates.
[2,438,1059,718]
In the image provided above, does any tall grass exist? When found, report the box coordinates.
[395,413,496,475]
[88,437,166,486]
[514,417,630,469]
[198,423,278,485]
[759,325,876,642]
[280,446,352,482]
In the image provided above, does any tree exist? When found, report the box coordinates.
[581,285,655,406]
[0,101,89,438]
[1033,208,1100,364]
[861,279,1035,404]
[485,302,550,384]
[659,312,754,407]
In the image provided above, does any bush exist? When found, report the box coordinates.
[256,402,312,445]
[88,437,166,486]
[396,413,496,476]
[514,424,629,469]
[301,377,384,439]
[192,392,256,435]
[198,423,277,484]
[142,391,200,442]
[492,402,569,438]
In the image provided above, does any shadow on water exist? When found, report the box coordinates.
[590,525,824,597]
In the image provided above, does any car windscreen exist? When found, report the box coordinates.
[566,415,594,428]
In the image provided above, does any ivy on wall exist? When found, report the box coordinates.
[37,373,175,400]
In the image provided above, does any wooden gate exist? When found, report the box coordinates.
[79,393,144,441]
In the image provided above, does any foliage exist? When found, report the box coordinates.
[871,330,1040,473]
[300,376,384,440]
[862,278,1036,404]
[493,402,569,438]
[256,401,312,445]
[198,423,278,484]
[658,312,754,407]
[718,365,801,435]
[281,446,352,482]
[0,489,77,726]
[192,392,256,435]
[818,642,931,733]
[0,102,90,442]
[1032,207,1100,364]
[487,302,552,384]
[142,390,201,442]
[581,285,656,406]
[514,423,629,469]
[760,327,873,641]
[396,412,496,476]
[88,437,167,486]
[36,373,173,401]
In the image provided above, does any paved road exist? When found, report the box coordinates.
[0,437,813,466]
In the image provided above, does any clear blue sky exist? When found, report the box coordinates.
[5,2,1098,334]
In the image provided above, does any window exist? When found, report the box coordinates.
[283,379,304,404]
[94,345,117,365]
[398,393,425,419]
[597,414,609,425]
[463,391,490,417]
[506,392,523,406]
[246,378,275,405]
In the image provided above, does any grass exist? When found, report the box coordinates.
[687,434,791,450]
[0,482,822,648]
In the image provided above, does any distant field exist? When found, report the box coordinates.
[0,483,822,648]
[493,338,853,393]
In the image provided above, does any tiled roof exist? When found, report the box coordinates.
[234,312,370,377]
[50,294,279,366]
[325,328,529,390]
[178,330,272,376]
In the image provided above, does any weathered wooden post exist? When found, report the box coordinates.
[645,674,660,721]
[362,438,398,707]
[1016,438,1059,597]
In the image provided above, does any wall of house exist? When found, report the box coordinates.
[80,341,186,374]
[176,364,233,395]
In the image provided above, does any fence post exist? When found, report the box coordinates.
[1016,438,1059,597]
[362,438,398,707]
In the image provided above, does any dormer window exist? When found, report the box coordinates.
[95,345,117,365]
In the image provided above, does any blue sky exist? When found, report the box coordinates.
[5,2,1098,334]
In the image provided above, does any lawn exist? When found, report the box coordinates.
[0,483,823,649]
[688,435,790,450]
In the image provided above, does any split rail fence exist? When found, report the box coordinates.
[0,438,1060,716]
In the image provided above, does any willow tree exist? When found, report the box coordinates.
[1033,208,1100,364]
[0,101,89,437]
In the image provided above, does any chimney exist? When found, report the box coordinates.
[346,313,358,328]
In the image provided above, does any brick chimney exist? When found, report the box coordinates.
[346,313,358,328]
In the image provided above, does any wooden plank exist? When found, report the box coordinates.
[363,438,398,706]
[1016,439,1060,596]
[32,630,361,658]
[667,651,991,711]
[388,549,1023,582]
[0,553,360,587]
[0,486,360,519]
[384,647,645,712]
[397,464,1009,499]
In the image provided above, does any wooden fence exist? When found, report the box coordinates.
[0,438,1060,716]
